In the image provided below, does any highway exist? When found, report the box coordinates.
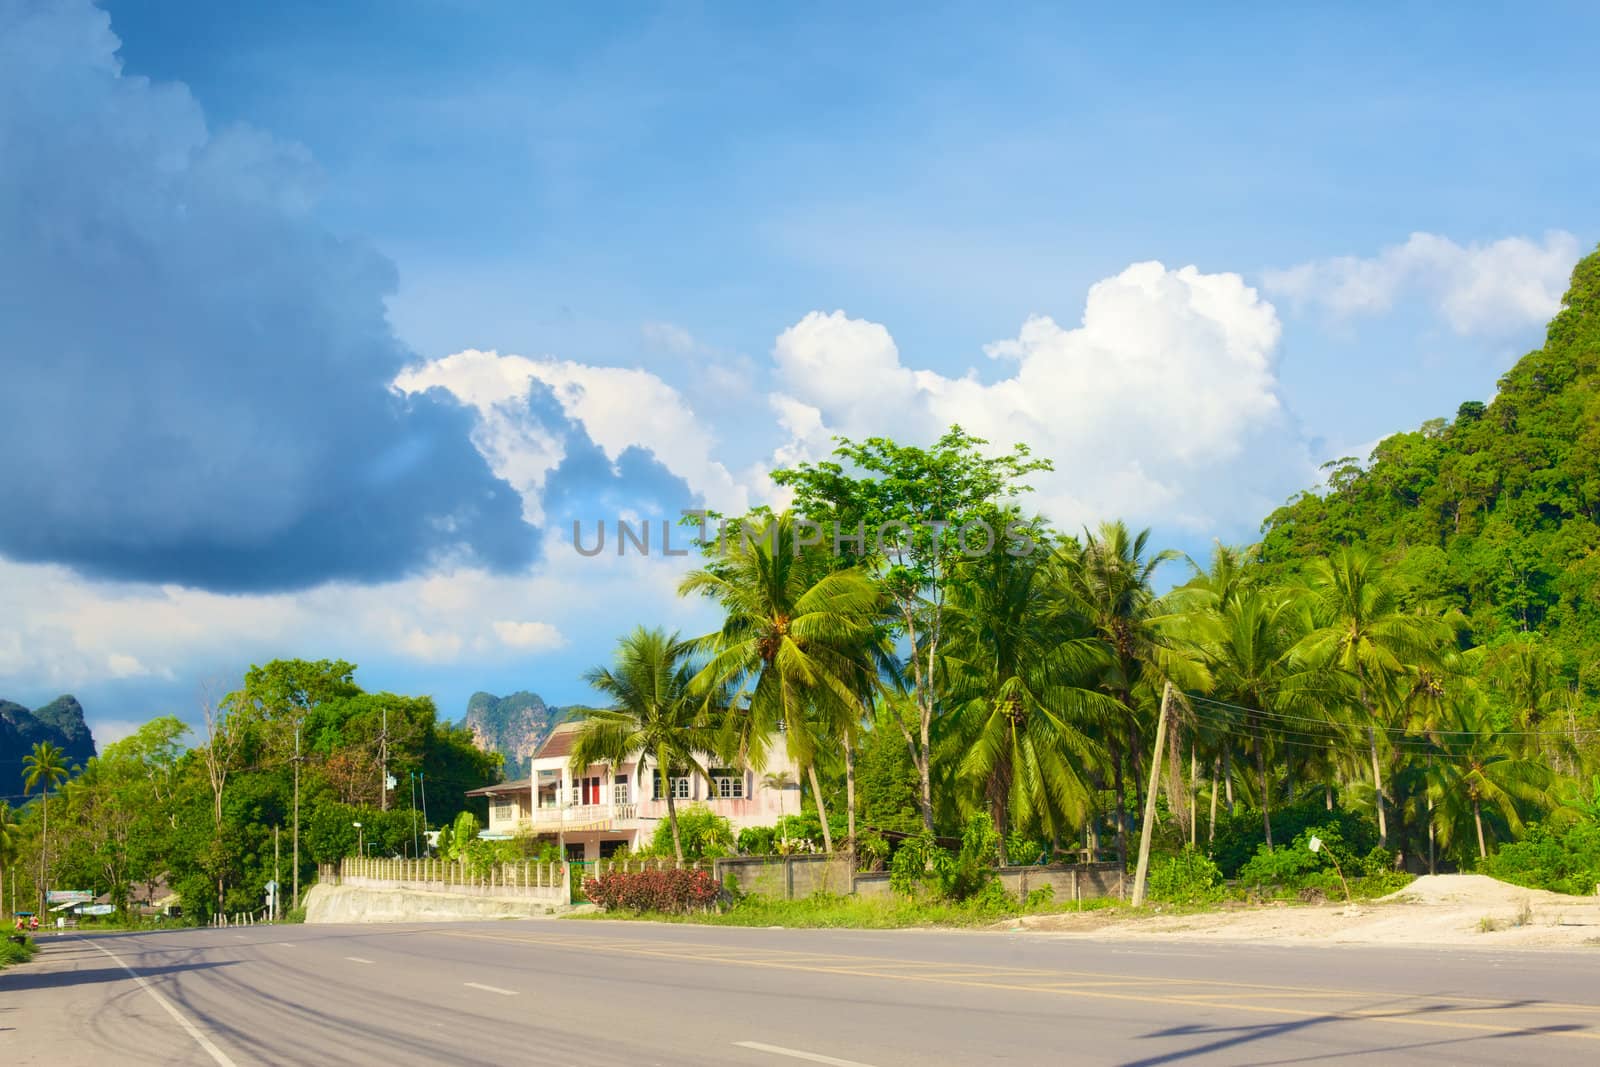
[3,918,1599,1065]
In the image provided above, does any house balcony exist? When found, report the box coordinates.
[501,802,641,835]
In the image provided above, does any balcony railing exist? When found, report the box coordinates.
[507,803,641,831]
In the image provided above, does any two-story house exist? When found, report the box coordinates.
[465,720,801,860]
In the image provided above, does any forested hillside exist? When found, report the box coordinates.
[1,695,96,796]
[1262,246,1600,690]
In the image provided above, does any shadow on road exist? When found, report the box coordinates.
[1125,992,1589,1066]
[0,960,235,993]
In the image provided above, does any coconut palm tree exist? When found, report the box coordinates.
[1294,548,1449,847]
[567,627,721,863]
[23,741,69,913]
[763,771,798,852]
[680,512,884,854]
[941,547,1114,864]
[0,800,19,921]
[1426,694,1553,861]
[1065,522,1205,866]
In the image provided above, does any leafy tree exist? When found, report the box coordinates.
[940,545,1111,862]
[22,741,68,911]
[568,627,720,863]
[680,512,883,852]
[773,426,1051,832]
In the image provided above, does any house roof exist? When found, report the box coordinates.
[464,778,532,797]
[532,720,585,761]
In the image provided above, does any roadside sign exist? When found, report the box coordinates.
[46,890,93,904]
[79,904,115,916]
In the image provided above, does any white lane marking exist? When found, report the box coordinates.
[733,1041,877,1067]
[344,956,375,964]
[232,935,246,940]
[276,942,295,948]
[464,981,517,996]
[86,939,238,1067]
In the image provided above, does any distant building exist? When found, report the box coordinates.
[465,720,799,861]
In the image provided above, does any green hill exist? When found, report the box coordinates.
[459,691,568,779]
[1261,244,1600,686]
[0,695,97,798]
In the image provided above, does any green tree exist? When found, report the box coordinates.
[1427,695,1554,861]
[568,627,721,863]
[679,512,883,852]
[22,741,69,912]
[941,545,1112,863]
[773,426,1052,832]
[1294,548,1450,848]
[1064,522,1203,865]
[0,801,19,920]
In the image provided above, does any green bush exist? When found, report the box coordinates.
[887,814,1000,902]
[855,830,890,872]
[1,936,37,968]
[737,825,775,855]
[1210,802,1381,878]
[647,805,736,859]
[1147,848,1225,904]
[1234,824,1405,899]
[1481,822,1600,895]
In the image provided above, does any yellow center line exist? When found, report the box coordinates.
[433,929,1600,1042]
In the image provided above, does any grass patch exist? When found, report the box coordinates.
[569,892,1125,929]
[2,936,38,968]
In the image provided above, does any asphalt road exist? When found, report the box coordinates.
[3,918,1599,1066]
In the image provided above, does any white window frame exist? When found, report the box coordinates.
[712,774,744,799]
[654,774,690,800]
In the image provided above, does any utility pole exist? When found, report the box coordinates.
[292,723,301,909]
[273,825,281,923]
[1130,682,1174,907]
[410,772,420,857]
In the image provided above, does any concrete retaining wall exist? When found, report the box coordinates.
[997,862,1124,903]
[714,855,853,899]
[716,858,1124,903]
[304,883,565,923]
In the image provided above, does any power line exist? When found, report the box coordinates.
[1186,691,1598,740]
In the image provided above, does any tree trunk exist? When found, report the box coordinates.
[1427,790,1437,875]
[1188,744,1198,849]
[808,764,834,853]
[1208,756,1220,845]
[1368,726,1387,848]
[1473,796,1487,861]
[665,779,684,863]
[38,795,48,915]
[1110,736,1128,869]
[844,731,858,865]
[1252,719,1273,850]
[1222,745,1235,815]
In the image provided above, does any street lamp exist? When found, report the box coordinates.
[353,821,364,858]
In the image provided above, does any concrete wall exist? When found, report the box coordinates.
[713,855,853,899]
[996,862,1124,903]
[329,858,570,902]
[305,883,565,923]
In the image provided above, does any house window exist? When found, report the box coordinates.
[613,775,629,805]
[711,770,744,799]
[652,774,690,800]
[493,798,513,822]
[572,776,602,806]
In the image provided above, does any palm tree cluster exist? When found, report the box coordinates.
[571,502,1584,870]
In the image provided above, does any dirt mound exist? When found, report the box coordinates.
[1381,874,1595,907]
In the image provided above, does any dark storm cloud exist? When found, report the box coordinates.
[0,1,535,590]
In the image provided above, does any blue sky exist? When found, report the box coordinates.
[3,0,1597,743]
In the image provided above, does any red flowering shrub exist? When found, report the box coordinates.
[583,869,722,914]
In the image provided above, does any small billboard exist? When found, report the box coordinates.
[46,889,93,905]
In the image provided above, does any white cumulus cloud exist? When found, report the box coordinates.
[768,261,1308,532]
[1263,231,1581,337]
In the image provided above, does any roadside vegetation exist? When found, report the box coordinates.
[2,935,37,969]
[5,250,1600,925]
